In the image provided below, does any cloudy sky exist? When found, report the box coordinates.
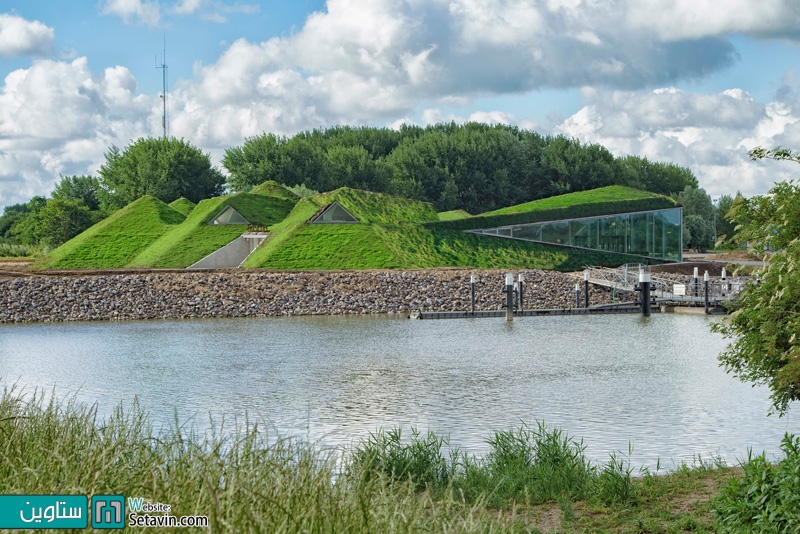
[1,0,799,210]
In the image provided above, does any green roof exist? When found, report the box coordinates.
[129,192,297,268]
[437,209,472,221]
[249,180,300,201]
[33,196,186,269]
[430,186,678,231]
[242,186,641,271]
[168,197,196,216]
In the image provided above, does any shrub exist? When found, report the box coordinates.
[714,433,800,532]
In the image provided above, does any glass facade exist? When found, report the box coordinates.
[470,207,682,261]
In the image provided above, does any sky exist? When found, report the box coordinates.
[1,1,799,211]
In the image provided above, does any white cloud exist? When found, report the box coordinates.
[555,86,800,197]
[170,0,258,22]
[0,14,54,57]
[172,0,202,14]
[467,110,516,125]
[101,0,161,26]
[0,58,156,207]
[6,0,800,208]
[625,0,800,41]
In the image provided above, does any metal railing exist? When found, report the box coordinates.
[582,264,748,304]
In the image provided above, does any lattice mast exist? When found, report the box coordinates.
[156,37,168,139]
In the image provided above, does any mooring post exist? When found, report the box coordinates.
[470,274,476,315]
[505,273,514,322]
[583,269,590,308]
[574,283,581,308]
[640,268,651,317]
[704,271,710,314]
[518,273,525,313]
[693,267,699,297]
[721,267,728,296]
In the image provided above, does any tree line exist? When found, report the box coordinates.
[0,123,732,251]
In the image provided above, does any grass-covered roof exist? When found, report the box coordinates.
[33,196,186,269]
[430,186,678,231]
[168,197,197,216]
[129,191,297,268]
[242,186,640,271]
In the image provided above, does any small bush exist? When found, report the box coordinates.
[595,452,638,505]
[0,242,37,257]
[349,428,451,491]
[455,422,595,507]
[713,433,800,533]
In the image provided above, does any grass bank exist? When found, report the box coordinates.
[3,386,787,533]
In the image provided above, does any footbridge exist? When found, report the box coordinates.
[581,264,746,305]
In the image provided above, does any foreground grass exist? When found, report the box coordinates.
[1,386,771,533]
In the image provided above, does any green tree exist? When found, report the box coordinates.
[0,204,30,241]
[8,196,47,245]
[99,137,225,210]
[713,147,800,414]
[325,145,387,192]
[33,198,96,248]
[715,193,738,244]
[223,133,287,192]
[52,175,102,211]
[675,185,714,250]
[615,156,698,196]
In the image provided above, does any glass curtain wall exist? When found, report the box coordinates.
[473,207,682,261]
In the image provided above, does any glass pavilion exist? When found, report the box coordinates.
[469,207,682,261]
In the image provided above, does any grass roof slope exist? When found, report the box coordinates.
[249,180,300,201]
[130,192,297,268]
[243,187,639,271]
[33,196,186,269]
[168,197,196,216]
[313,188,439,224]
[242,188,437,269]
[437,209,472,221]
[431,186,678,231]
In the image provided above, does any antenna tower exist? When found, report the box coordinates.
[156,37,169,139]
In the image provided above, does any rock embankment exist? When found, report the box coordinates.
[0,269,628,323]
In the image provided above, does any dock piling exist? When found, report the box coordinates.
[505,273,514,322]
[470,274,476,315]
[583,269,590,308]
[640,268,651,317]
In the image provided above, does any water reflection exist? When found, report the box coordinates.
[1,313,797,469]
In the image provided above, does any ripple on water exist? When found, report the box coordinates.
[0,313,798,469]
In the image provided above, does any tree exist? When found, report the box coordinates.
[52,175,102,211]
[674,185,715,250]
[714,193,738,244]
[8,196,47,245]
[34,198,96,248]
[99,137,225,210]
[223,133,287,192]
[326,145,387,192]
[713,147,800,414]
[0,204,30,241]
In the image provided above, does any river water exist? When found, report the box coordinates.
[1,313,797,470]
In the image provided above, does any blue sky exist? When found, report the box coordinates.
[1,1,799,210]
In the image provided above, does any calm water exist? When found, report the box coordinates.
[1,313,797,470]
